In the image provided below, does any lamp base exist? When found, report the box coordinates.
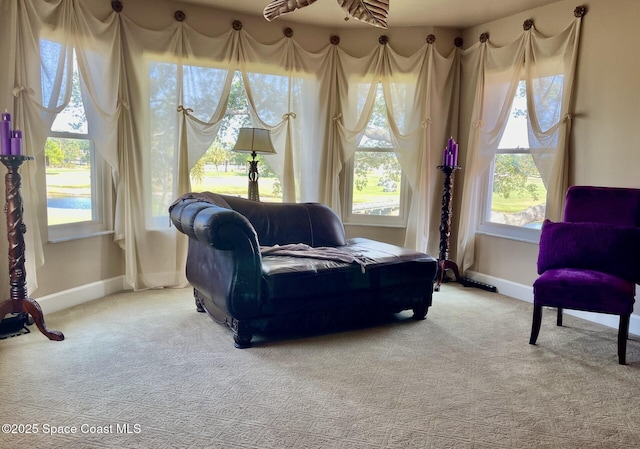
[248,180,260,201]
[248,152,260,202]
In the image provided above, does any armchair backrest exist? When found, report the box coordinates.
[564,186,640,226]
[537,186,640,283]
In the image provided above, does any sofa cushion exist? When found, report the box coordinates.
[537,220,640,283]
[260,256,368,315]
[259,238,436,315]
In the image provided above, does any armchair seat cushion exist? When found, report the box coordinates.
[534,268,635,316]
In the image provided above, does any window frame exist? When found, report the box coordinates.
[46,131,113,242]
[343,146,409,228]
[477,149,543,244]
[342,79,410,228]
[43,52,113,242]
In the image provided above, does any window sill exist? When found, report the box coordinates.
[344,219,406,229]
[476,223,541,245]
[48,230,114,244]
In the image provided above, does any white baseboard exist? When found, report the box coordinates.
[28,272,640,338]
[34,276,126,315]
[465,271,640,337]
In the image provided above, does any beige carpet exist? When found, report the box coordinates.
[1,284,640,448]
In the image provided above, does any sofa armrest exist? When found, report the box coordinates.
[171,199,259,251]
[192,206,259,251]
[170,199,262,319]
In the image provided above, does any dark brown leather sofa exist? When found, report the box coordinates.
[169,192,437,348]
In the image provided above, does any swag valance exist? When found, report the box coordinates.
[0,0,582,292]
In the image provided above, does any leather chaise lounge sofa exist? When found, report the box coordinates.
[169,192,437,348]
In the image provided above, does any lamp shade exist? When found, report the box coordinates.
[232,128,276,155]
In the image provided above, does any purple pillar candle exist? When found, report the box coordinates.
[10,130,22,156]
[452,143,458,166]
[447,137,454,151]
[1,111,10,156]
[444,150,451,166]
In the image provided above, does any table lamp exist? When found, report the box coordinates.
[232,128,276,201]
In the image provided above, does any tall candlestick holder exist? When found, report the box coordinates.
[0,155,64,340]
[435,164,496,293]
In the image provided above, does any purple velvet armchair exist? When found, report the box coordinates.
[530,186,640,364]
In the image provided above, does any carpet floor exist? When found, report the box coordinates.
[1,284,640,448]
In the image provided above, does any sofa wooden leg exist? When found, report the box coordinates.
[618,314,630,365]
[412,302,429,320]
[231,319,253,349]
[193,289,205,313]
[234,333,253,349]
[530,305,542,345]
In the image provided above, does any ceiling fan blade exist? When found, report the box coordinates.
[337,0,389,29]
[263,0,319,22]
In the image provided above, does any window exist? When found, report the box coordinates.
[479,78,562,241]
[344,84,408,227]
[43,42,112,241]
[148,65,282,225]
[189,71,282,202]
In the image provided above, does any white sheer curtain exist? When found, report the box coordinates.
[457,15,583,273]
[1,0,461,292]
[1,0,123,294]
[117,18,332,289]
[394,43,459,253]
[330,39,457,255]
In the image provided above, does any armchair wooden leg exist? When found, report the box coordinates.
[530,305,542,345]
[557,308,563,326]
[618,314,630,365]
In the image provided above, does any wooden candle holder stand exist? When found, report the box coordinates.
[0,155,64,341]
[435,164,496,293]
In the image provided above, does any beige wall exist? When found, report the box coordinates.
[460,0,640,295]
[35,235,123,297]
